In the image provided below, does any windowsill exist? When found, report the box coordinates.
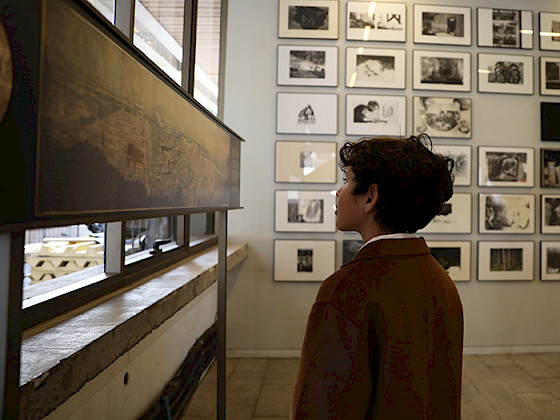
[18,243,248,418]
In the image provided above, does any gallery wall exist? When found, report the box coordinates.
[223,0,560,356]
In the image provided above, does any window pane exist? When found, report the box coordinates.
[125,216,178,264]
[133,0,184,84]
[194,0,221,115]
[85,0,115,23]
[190,212,215,246]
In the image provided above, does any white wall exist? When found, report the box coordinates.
[224,0,560,355]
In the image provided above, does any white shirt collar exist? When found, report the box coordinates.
[358,233,419,252]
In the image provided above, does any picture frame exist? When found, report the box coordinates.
[277,45,338,87]
[412,50,471,92]
[431,145,471,186]
[342,239,363,265]
[274,190,336,232]
[278,0,339,39]
[541,148,560,187]
[478,146,534,187]
[418,193,471,234]
[413,4,471,46]
[426,241,471,282]
[276,93,337,135]
[274,239,336,282]
[479,193,535,234]
[477,53,534,95]
[540,241,560,280]
[275,141,337,184]
[477,8,533,49]
[478,241,534,281]
[413,97,472,138]
[346,94,406,136]
[541,102,560,141]
[346,1,406,42]
[539,12,560,51]
[540,57,560,96]
[541,195,560,234]
[346,47,406,89]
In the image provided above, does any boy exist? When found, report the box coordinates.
[291,135,463,419]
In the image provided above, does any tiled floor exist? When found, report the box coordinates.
[181,353,560,420]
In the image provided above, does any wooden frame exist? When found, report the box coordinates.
[276,92,338,135]
[479,193,535,234]
[278,0,339,39]
[426,240,471,282]
[478,241,534,281]
[541,241,560,280]
[477,8,533,49]
[413,50,471,92]
[346,1,406,42]
[539,12,560,51]
[346,47,405,89]
[541,102,560,141]
[274,239,336,281]
[274,190,336,232]
[346,94,406,136]
[431,145,471,186]
[541,194,560,234]
[540,57,560,96]
[277,45,338,87]
[413,4,471,46]
[413,96,471,138]
[541,148,560,187]
[478,146,534,187]
[418,193,471,234]
[275,141,337,184]
[477,53,534,94]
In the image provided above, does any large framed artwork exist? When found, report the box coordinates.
[278,0,339,39]
[274,239,336,281]
[426,241,471,282]
[276,93,337,135]
[346,1,406,42]
[418,193,471,234]
[477,8,533,49]
[275,190,336,232]
[413,97,471,138]
[479,193,535,234]
[541,148,560,187]
[477,53,534,94]
[541,195,560,234]
[346,94,406,136]
[540,57,560,96]
[413,5,471,46]
[478,241,534,281]
[431,145,471,186]
[478,146,534,187]
[345,47,406,89]
[277,45,338,86]
[275,141,337,184]
[412,50,471,92]
[539,12,560,51]
[541,241,560,280]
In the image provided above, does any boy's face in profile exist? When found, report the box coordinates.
[335,167,365,232]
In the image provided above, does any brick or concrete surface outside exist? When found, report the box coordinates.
[183,354,560,420]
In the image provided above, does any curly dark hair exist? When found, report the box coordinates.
[339,134,454,233]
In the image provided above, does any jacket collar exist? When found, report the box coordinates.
[350,237,430,264]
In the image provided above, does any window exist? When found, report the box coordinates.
[190,212,216,247]
[85,0,115,23]
[125,216,178,264]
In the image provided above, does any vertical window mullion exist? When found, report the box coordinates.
[105,222,124,274]
[182,0,198,94]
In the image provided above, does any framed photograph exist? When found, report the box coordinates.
[426,241,471,282]
[413,5,471,46]
[412,50,471,92]
[275,141,337,184]
[276,93,337,135]
[477,8,533,49]
[540,57,560,96]
[275,190,336,232]
[413,97,471,138]
[346,47,405,89]
[541,102,560,141]
[541,241,560,280]
[478,146,534,187]
[539,12,560,51]
[478,241,534,281]
[542,195,560,234]
[542,149,560,187]
[431,145,471,186]
[278,0,338,39]
[418,193,471,234]
[343,239,363,265]
[477,53,534,94]
[274,239,336,281]
[479,193,535,234]
[346,1,406,42]
[346,94,405,136]
[277,45,337,87]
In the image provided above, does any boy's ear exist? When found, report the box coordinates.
[364,184,379,213]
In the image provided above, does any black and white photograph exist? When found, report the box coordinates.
[478,241,534,281]
[432,145,471,186]
[541,241,560,280]
[426,241,471,282]
[414,5,471,46]
[413,97,471,138]
[541,148,560,187]
[346,94,406,136]
[277,45,337,86]
[541,57,560,95]
[275,141,337,183]
[275,190,336,232]
[274,239,336,281]
[478,53,533,94]
[278,0,339,39]
[542,102,560,141]
[478,146,534,187]
[342,239,363,265]
[477,8,533,49]
[276,92,337,135]
[418,193,471,234]
[479,193,535,234]
[539,12,560,51]
[346,1,406,42]
[346,47,405,89]
[542,195,560,234]
[413,50,471,92]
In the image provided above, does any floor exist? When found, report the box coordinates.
[181,353,560,420]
